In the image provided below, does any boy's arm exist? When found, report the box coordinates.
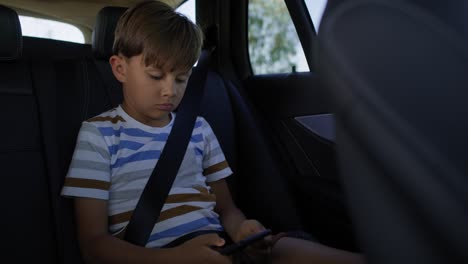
[74,197,229,264]
[74,197,175,264]
[209,179,266,242]
[201,118,265,241]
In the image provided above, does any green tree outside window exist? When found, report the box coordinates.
[248,0,306,74]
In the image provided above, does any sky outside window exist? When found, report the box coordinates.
[176,0,196,23]
[19,15,85,43]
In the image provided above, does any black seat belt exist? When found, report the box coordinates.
[124,49,212,246]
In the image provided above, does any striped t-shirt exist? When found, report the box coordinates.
[61,105,233,248]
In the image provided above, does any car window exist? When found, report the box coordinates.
[248,0,308,75]
[18,15,85,43]
[176,0,197,65]
[176,0,196,23]
[304,0,328,32]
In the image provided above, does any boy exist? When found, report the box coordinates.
[62,1,265,263]
[62,1,365,264]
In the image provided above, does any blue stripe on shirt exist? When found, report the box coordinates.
[147,217,223,243]
[112,150,161,168]
[108,140,145,155]
[124,128,169,139]
[98,127,170,140]
[194,147,203,156]
[98,127,122,137]
[191,134,203,143]
[194,120,203,129]
[99,127,203,144]
[107,135,203,156]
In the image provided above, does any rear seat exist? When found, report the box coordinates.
[0,5,58,263]
[0,4,304,263]
[23,36,92,59]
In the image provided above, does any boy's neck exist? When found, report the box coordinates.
[121,102,172,128]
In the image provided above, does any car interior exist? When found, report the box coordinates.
[0,0,467,263]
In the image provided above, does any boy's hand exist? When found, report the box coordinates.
[234,219,271,250]
[234,219,267,242]
[235,219,271,262]
[177,233,231,264]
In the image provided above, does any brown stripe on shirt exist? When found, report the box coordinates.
[166,192,216,204]
[109,210,133,226]
[87,115,126,124]
[158,205,204,222]
[64,177,110,190]
[193,186,210,194]
[203,160,229,176]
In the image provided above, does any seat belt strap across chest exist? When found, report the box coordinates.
[123,49,212,246]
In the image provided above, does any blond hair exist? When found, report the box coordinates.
[113,1,203,71]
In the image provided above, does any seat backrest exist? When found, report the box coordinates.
[46,9,126,264]
[92,6,127,61]
[23,36,92,59]
[0,5,58,263]
[53,6,126,182]
[319,1,468,263]
[91,6,126,107]
[18,7,126,264]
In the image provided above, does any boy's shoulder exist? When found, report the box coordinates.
[195,115,206,124]
[194,116,221,141]
[170,114,209,130]
[84,107,126,127]
[194,116,211,131]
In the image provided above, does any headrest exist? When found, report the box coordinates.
[92,6,127,60]
[0,5,22,61]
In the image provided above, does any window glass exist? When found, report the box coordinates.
[176,0,196,23]
[176,0,197,65]
[304,0,328,32]
[248,0,309,74]
[18,15,85,43]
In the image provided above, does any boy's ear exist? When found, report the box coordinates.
[109,55,126,82]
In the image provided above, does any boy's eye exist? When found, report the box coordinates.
[149,74,163,80]
[176,78,188,83]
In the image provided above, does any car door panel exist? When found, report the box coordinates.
[244,72,359,251]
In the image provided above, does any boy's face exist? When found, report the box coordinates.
[111,54,192,127]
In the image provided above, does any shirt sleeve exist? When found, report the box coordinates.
[61,122,111,200]
[200,117,233,182]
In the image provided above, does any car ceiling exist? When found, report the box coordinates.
[0,0,185,33]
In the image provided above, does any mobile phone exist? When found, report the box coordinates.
[216,229,272,255]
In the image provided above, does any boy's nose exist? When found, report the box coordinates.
[161,79,177,97]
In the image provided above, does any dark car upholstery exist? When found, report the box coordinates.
[0,5,58,263]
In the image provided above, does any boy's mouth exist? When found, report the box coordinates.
[155,103,174,111]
